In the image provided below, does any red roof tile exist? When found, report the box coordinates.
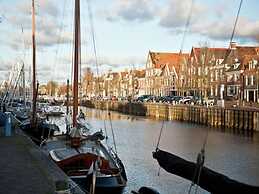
[191,47,229,63]
[149,51,189,73]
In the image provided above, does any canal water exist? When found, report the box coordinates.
[54,107,259,194]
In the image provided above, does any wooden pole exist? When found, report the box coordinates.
[31,0,37,127]
[72,0,80,127]
[66,79,69,115]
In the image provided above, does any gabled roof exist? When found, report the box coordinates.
[236,46,259,56]
[191,47,229,64]
[134,69,145,78]
[241,54,259,64]
[149,51,189,73]
[224,46,259,65]
[119,71,128,78]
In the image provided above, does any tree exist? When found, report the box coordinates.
[46,81,58,96]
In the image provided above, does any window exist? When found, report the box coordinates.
[205,67,208,75]
[234,74,237,82]
[227,85,237,96]
[198,67,201,76]
[249,61,253,70]
[211,72,214,82]
[251,75,254,86]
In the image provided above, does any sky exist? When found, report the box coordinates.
[0,0,258,84]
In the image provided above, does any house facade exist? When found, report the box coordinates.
[145,51,188,96]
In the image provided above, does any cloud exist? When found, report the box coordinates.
[0,62,12,71]
[106,0,156,22]
[156,0,259,43]
[3,0,71,50]
[191,17,259,42]
[159,0,206,29]
[16,0,59,17]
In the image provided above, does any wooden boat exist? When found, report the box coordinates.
[43,131,127,193]
[42,0,127,193]
[18,0,60,144]
[43,106,64,117]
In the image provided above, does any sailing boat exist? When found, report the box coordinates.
[42,0,127,193]
[19,0,59,144]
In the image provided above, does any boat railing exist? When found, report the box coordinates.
[67,167,121,177]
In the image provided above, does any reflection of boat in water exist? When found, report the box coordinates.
[43,131,127,194]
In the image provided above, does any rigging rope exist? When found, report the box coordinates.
[87,0,99,71]
[53,0,68,82]
[155,120,165,176]
[103,119,108,145]
[223,0,243,62]
[86,0,112,139]
[180,0,195,53]
[156,120,165,151]
[86,0,101,94]
[108,112,117,154]
[21,25,27,62]
[229,0,243,47]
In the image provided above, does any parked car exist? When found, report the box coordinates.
[190,96,202,105]
[136,95,151,102]
[204,97,215,106]
[145,95,157,102]
[179,96,193,104]
[160,96,174,103]
[171,96,183,104]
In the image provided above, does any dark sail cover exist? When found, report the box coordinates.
[153,149,259,194]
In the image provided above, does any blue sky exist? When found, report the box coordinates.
[0,0,258,84]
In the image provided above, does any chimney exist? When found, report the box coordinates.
[230,42,237,49]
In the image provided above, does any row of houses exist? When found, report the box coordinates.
[80,42,259,106]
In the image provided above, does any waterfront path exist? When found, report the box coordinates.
[0,126,83,194]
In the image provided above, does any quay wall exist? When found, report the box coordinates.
[82,100,259,132]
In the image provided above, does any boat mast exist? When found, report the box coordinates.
[31,0,37,126]
[22,62,26,107]
[72,0,81,127]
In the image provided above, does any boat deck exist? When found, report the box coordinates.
[0,126,84,194]
[43,135,117,168]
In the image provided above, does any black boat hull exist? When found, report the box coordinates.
[72,175,126,194]
[20,120,58,144]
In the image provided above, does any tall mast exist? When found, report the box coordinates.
[22,63,26,107]
[31,0,37,126]
[73,0,81,127]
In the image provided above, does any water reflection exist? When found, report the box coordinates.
[53,107,259,194]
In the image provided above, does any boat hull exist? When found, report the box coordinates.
[44,135,127,194]
[72,175,126,194]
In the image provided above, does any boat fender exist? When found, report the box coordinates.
[131,187,160,194]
